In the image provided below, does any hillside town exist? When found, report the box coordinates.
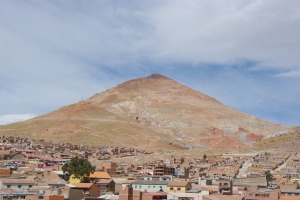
[0,135,299,200]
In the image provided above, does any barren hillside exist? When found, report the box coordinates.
[0,73,290,149]
[87,73,289,148]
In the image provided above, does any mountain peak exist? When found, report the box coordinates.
[3,73,289,150]
[146,73,169,80]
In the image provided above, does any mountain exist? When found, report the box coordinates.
[0,74,290,149]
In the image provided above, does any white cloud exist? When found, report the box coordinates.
[149,0,300,71]
[0,114,38,125]
[1,1,299,72]
[0,0,299,126]
[275,71,300,77]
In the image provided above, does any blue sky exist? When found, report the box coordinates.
[0,0,299,126]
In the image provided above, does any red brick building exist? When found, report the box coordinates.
[119,186,167,200]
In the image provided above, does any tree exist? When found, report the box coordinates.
[127,167,132,173]
[203,154,207,161]
[266,172,273,185]
[62,156,96,183]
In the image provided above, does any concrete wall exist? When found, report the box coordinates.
[69,188,84,200]
[25,196,39,200]
[2,184,33,190]
[44,195,64,200]
[90,184,101,197]
[132,184,166,192]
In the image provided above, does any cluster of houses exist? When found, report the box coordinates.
[0,135,299,200]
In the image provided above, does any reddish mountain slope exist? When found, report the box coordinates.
[86,74,289,148]
[0,74,289,149]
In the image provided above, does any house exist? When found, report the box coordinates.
[0,168,11,177]
[27,185,53,195]
[142,192,167,200]
[96,179,115,193]
[280,196,300,200]
[166,181,192,193]
[113,178,127,194]
[15,149,36,155]
[153,165,175,176]
[121,180,134,190]
[119,185,140,200]
[43,195,65,200]
[69,174,81,184]
[202,195,244,200]
[45,179,67,190]
[233,176,267,188]
[244,189,281,200]
[25,195,39,200]
[140,175,172,182]
[131,180,169,192]
[280,190,300,197]
[0,178,36,189]
[176,168,190,179]
[71,183,101,197]
[280,183,297,190]
[0,150,11,160]
[218,177,233,195]
[119,185,167,200]
[89,171,111,182]
[96,162,118,177]
[25,195,64,200]
[168,190,210,200]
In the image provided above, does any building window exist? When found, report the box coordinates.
[7,185,11,188]
[177,188,181,190]
[18,185,21,188]
[170,187,173,190]
[135,185,137,189]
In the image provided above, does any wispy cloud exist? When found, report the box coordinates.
[275,71,300,77]
[0,114,38,125]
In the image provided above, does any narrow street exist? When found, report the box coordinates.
[237,161,250,178]
[271,154,291,174]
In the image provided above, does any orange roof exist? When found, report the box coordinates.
[89,171,111,179]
